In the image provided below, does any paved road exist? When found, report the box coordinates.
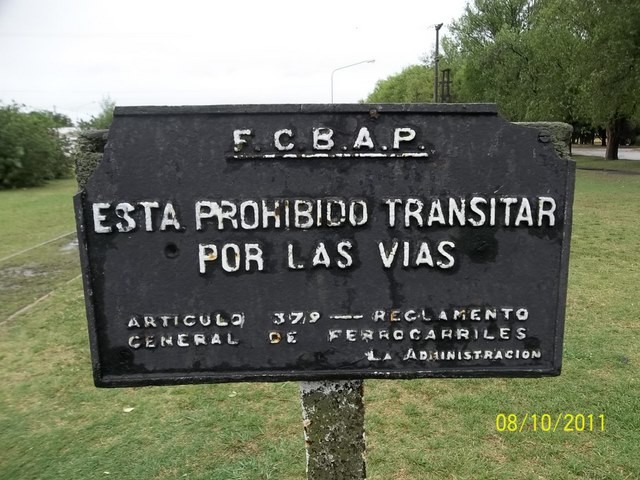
[572,146,640,161]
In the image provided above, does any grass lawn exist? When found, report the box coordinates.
[572,154,640,174]
[0,178,80,320]
[0,178,78,259]
[1,170,639,479]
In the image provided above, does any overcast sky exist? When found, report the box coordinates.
[0,0,468,122]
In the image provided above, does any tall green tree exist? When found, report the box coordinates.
[442,0,640,158]
[562,0,640,159]
[444,0,581,121]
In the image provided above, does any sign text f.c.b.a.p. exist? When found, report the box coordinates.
[74,104,574,387]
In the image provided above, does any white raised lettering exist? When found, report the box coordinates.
[92,203,111,233]
[313,127,334,150]
[538,197,556,226]
[274,129,294,151]
[469,197,487,226]
[414,242,434,267]
[198,244,217,274]
[427,199,446,226]
[384,198,402,227]
[221,243,241,272]
[311,242,331,268]
[500,197,518,226]
[159,202,181,231]
[404,198,424,227]
[245,243,264,271]
[115,202,136,232]
[378,240,399,268]
[326,200,346,227]
[393,127,416,149]
[261,200,281,228]
[139,201,159,231]
[294,200,314,228]
[353,127,374,149]
[287,242,304,270]
[233,129,252,152]
[436,241,456,269]
[240,201,260,230]
[515,198,533,226]
[336,240,354,269]
[348,200,368,226]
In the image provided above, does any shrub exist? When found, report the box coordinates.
[0,103,72,189]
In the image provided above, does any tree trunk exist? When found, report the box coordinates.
[605,119,623,160]
[598,128,607,147]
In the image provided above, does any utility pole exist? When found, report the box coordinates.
[434,23,443,103]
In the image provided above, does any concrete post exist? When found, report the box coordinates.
[300,380,366,480]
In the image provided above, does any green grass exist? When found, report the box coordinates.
[1,171,639,479]
[0,235,80,320]
[369,170,640,479]
[0,178,80,319]
[572,154,640,174]
[0,178,78,259]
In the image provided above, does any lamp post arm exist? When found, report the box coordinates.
[330,59,375,103]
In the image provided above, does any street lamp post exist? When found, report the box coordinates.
[434,23,443,103]
[331,59,375,103]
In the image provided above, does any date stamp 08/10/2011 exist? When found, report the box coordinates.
[496,413,605,433]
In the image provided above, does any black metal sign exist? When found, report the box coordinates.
[75,104,574,387]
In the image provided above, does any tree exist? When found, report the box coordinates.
[78,96,115,130]
[444,0,582,121]
[0,103,72,188]
[563,0,640,159]
[441,0,640,159]
[29,110,74,128]
[365,65,434,103]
